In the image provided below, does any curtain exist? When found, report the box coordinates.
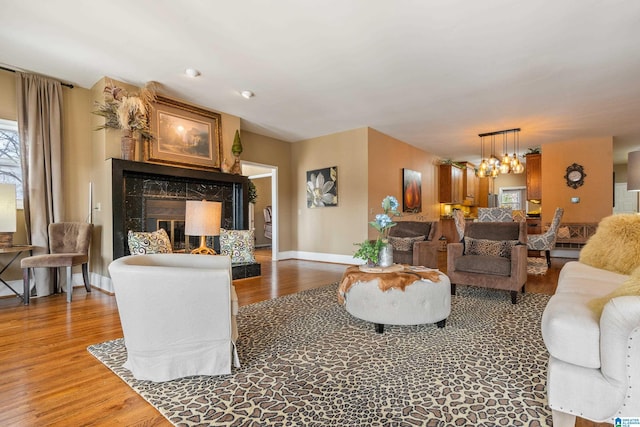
[16,73,64,297]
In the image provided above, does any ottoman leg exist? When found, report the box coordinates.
[450,284,456,295]
[436,319,446,328]
[375,323,384,334]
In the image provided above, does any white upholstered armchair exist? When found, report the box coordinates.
[108,253,239,382]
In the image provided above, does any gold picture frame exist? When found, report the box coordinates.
[146,96,223,170]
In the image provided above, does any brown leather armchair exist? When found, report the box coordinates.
[387,221,440,268]
[447,221,527,304]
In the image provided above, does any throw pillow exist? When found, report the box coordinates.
[464,236,518,259]
[388,235,425,252]
[220,228,256,263]
[588,266,640,316]
[579,214,640,275]
[128,229,172,254]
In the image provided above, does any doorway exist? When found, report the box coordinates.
[242,161,278,261]
[614,182,639,214]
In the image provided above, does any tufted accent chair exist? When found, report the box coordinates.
[21,222,93,304]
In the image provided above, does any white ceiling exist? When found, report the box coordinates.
[2,0,640,164]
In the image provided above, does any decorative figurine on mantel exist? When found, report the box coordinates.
[230,129,243,174]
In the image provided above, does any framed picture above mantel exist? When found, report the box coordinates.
[146,96,223,171]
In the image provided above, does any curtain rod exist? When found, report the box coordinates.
[0,65,74,89]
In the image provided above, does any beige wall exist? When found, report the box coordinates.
[241,130,293,251]
[291,128,369,255]
[541,137,613,224]
[614,164,627,183]
[368,128,440,239]
[493,170,526,190]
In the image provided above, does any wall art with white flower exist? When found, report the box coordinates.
[306,166,338,208]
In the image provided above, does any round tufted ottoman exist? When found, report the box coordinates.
[343,270,451,333]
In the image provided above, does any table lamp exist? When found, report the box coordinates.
[185,199,222,255]
[0,184,16,248]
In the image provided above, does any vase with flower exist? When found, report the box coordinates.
[354,195,401,267]
[93,80,156,161]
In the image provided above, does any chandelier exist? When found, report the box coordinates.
[477,128,524,178]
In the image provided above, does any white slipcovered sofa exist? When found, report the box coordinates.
[541,214,640,426]
[109,253,240,382]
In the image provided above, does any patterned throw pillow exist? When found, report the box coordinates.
[464,236,518,259]
[388,235,425,251]
[128,229,172,254]
[220,228,256,263]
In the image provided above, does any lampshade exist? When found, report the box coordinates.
[628,151,640,191]
[185,199,222,255]
[185,200,222,236]
[0,183,16,248]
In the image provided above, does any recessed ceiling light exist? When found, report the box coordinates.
[241,90,255,99]
[185,68,201,78]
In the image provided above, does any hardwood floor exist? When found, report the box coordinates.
[0,250,610,426]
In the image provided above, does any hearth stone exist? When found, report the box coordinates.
[232,262,261,279]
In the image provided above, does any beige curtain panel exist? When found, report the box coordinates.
[16,72,64,297]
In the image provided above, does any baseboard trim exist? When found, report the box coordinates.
[277,251,358,265]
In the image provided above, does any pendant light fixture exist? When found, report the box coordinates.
[499,132,511,174]
[477,135,488,178]
[512,131,525,174]
[478,128,523,177]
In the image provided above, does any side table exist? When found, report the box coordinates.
[338,264,451,333]
[0,245,36,305]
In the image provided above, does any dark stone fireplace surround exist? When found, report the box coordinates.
[111,159,261,279]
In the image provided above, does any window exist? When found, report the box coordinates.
[0,119,23,208]
[499,187,526,211]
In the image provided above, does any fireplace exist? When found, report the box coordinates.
[111,159,260,278]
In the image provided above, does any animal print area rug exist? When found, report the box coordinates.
[88,284,552,427]
[528,257,549,275]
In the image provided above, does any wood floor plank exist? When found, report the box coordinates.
[0,250,610,426]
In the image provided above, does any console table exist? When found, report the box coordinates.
[0,245,35,304]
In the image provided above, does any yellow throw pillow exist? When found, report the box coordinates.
[588,266,640,316]
[579,214,640,275]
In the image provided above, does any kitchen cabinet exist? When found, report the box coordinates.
[463,162,476,202]
[526,153,542,200]
[439,164,464,204]
[526,217,542,234]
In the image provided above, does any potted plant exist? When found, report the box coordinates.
[353,239,383,267]
[353,195,401,267]
[93,80,157,160]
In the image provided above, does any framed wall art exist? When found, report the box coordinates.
[306,166,338,208]
[146,96,223,170]
[402,168,422,213]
